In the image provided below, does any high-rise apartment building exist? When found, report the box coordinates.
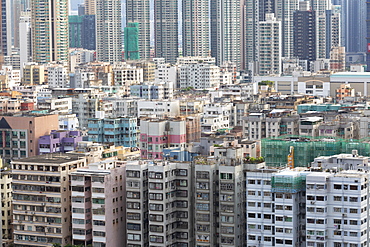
[326,6,341,58]
[19,14,32,73]
[69,15,83,48]
[294,9,316,66]
[340,0,366,53]
[81,15,96,50]
[275,0,299,58]
[96,0,122,63]
[154,0,178,64]
[71,160,126,246]
[126,0,151,60]
[367,0,370,71]
[125,160,194,246]
[1,168,13,246]
[259,13,281,75]
[12,153,87,246]
[182,0,210,57]
[84,0,95,15]
[31,0,69,63]
[310,0,332,59]
[0,0,12,56]
[243,0,275,71]
[210,0,242,68]
[124,23,140,61]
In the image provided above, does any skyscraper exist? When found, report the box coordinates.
[0,0,13,56]
[19,14,32,72]
[275,0,299,58]
[154,0,178,64]
[309,0,332,59]
[96,0,122,63]
[294,8,316,66]
[182,0,210,57]
[326,5,341,58]
[367,0,370,71]
[124,23,140,60]
[31,0,69,63]
[69,15,83,48]
[259,13,281,75]
[126,0,150,59]
[211,0,242,69]
[340,0,367,53]
[84,0,95,15]
[81,15,96,50]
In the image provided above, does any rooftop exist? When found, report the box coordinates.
[11,153,85,164]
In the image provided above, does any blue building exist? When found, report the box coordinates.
[87,117,137,147]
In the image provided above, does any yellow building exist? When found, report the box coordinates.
[22,64,45,85]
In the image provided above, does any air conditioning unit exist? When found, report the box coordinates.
[310,201,315,204]
[307,236,311,239]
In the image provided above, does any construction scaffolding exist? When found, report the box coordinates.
[262,135,370,167]
[271,173,306,193]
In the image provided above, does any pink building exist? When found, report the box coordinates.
[71,160,126,247]
[139,118,187,159]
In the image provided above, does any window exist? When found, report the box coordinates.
[149,172,163,179]
[93,220,105,226]
[127,224,141,231]
[127,234,141,241]
[220,216,234,223]
[220,183,234,190]
[196,182,209,190]
[149,203,163,211]
[127,202,140,209]
[196,171,209,179]
[350,185,358,190]
[92,198,105,204]
[127,171,140,178]
[220,173,233,179]
[150,235,163,243]
[150,225,163,232]
[127,192,140,199]
[149,193,163,200]
[93,231,106,237]
[149,183,163,190]
[196,203,209,211]
[334,184,342,189]
[149,214,163,222]
[127,213,140,220]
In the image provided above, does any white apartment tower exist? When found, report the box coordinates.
[306,171,369,247]
[210,0,242,69]
[126,0,151,59]
[19,14,32,74]
[275,0,299,58]
[259,13,282,75]
[96,0,122,63]
[182,0,210,57]
[179,63,220,89]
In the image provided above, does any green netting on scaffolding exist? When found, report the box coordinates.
[262,135,370,167]
[271,174,306,193]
